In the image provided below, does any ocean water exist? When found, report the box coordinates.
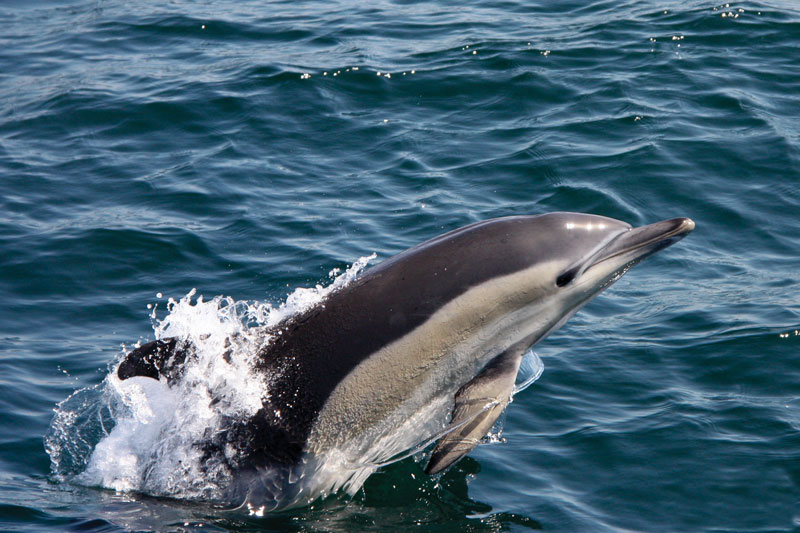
[1,0,799,530]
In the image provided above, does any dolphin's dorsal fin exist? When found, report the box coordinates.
[425,348,523,475]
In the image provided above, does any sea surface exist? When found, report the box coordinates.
[1,0,799,530]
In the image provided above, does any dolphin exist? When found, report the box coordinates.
[116,212,693,503]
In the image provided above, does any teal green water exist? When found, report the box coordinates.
[2,0,800,530]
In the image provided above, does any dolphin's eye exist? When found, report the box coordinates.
[556,267,578,287]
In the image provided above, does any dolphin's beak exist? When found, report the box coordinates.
[594,217,695,267]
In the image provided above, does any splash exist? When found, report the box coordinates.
[45,252,545,511]
[45,256,375,503]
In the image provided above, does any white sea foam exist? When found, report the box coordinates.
[47,256,375,505]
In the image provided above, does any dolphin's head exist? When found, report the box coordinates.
[427,212,695,347]
[539,212,694,290]
[493,212,695,340]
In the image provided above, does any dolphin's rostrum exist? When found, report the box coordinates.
[117,212,694,505]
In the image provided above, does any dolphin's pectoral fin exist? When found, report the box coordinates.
[425,348,523,475]
[117,338,191,382]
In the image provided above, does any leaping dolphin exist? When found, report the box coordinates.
[116,212,694,505]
